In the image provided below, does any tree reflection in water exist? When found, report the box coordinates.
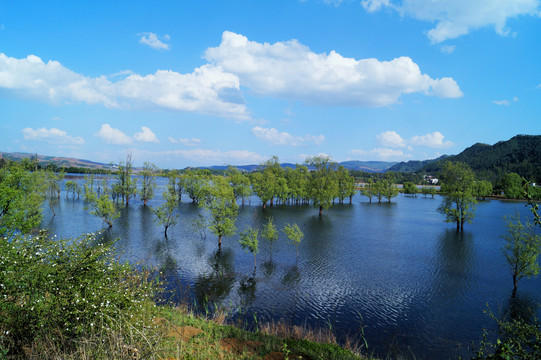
[193,248,236,311]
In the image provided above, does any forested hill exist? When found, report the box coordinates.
[387,156,448,172]
[416,135,541,183]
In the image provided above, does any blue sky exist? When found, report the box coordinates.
[1,0,540,168]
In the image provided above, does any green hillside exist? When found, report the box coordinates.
[418,135,541,183]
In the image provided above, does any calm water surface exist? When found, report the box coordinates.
[42,176,541,359]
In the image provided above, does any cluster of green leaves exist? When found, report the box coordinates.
[0,231,160,355]
[0,162,45,235]
[249,156,356,215]
[503,216,541,292]
[240,218,304,271]
[359,175,399,203]
[199,176,239,247]
[239,227,259,269]
[139,161,159,206]
[437,161,477,232]
[84,179,120,228]
[152,184,179,236]
[283,223,304,259]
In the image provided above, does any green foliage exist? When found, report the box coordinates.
[183,168,211,203]
[283,223,303,259]
[115,153,137,206]
[139,161,159,206]
[473,311,541,360]
[152,185,179,235]
[502,172,524,199]
[261,217,278,256]
[64,180,81,199]
[474,180,494,200]
[251,156,284,208]
[403,182,418,196]
[0,163,45,235]
[285,165,310,205]
[360,179,376,203]
[239,227,259,269]
[200,176,238,247]
[45,169,65,199]
[85,180,120,228]
[502,216,541,292]
[306,155,338,215]
[380,176,399,203]
[336,165,356,204]
[226,166,252,205]
[0,231,160,355]
[418,135,541,184]
[438,161,477,231]
[421,186,437,198]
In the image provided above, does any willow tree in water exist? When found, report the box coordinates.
[437,161,477,232]
[139,162,159,206]
[200,176,238,249]
[306,155,338,216]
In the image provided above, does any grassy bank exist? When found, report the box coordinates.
[0,231,368,359]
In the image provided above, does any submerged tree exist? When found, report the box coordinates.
[200,176,238,248]
[226,165,252,205]
[152,185,179,236]
[438,161,477,232]
[139,162,159,206]
[283,223,304,259]
[85,180,120,228]
[116,153,137,206]
[473,180,493,200]
[306,155,338,216]
[239,226,259,271]
[64,180,81,199]
[261,216,278,259]
[502,216,541,294]
[360,179,376,203]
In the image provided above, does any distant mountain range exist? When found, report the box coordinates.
[2,134,539,182]
[0,152,396,173]
[204,160,397,173]
[0,152,113,169]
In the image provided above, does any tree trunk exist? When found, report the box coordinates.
[319,205,323,216]
[512,273,518,295]
[218,235,222,248]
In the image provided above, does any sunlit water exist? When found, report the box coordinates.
[41,175,541,359]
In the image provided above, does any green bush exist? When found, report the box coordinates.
[0,231,161,355]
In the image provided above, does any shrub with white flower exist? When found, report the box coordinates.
[0,230,161,354]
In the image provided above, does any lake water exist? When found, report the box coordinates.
[41,176,541,359]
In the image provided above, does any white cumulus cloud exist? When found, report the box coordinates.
[350,147,410,160]
[0,53,248,120]
[168,137,202,146]
[160,148,266,166]
[410,131,454,148]
[139,32,170,50]
[134,126,159,143]
[361,0,540,43]
[251,126,325,146]
[22,127,85,145]
[95,124,132,145]
[205,31,462,107]
[377,131,406,147]
[493,97,518,106]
